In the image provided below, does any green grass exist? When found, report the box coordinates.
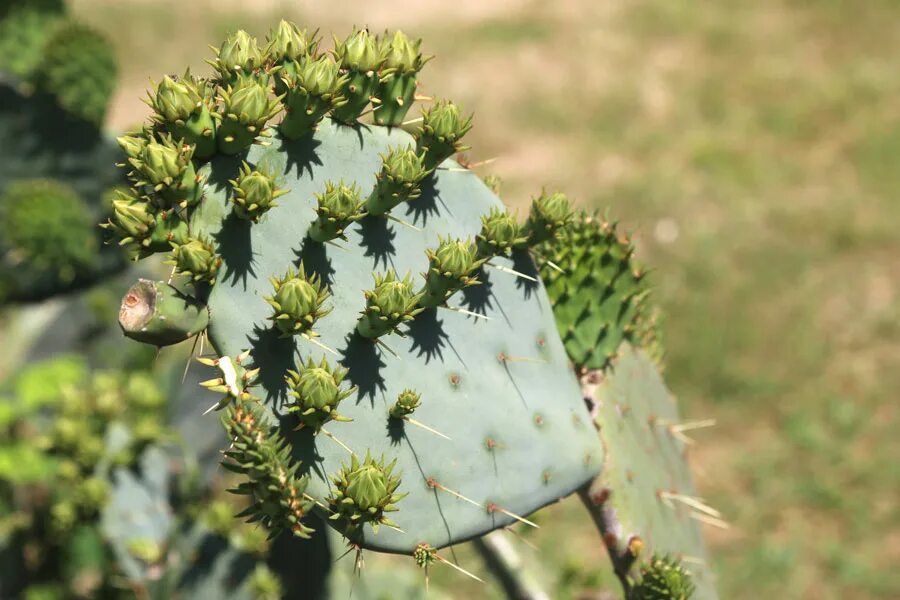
[67,0,900,597]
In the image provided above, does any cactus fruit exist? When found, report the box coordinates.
[581,345,717,599]
[32,21,117,124]
[374,30,431,126]
[0,0,66,78]
[390,388,422,418]
[113,22,601,556]
[147,70,218,159]
[540,211,659,371]
[209,29,265,87]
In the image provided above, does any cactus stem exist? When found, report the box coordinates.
[486,503,539,529]
[658,491,723,519]
[404,417,451,440]
[486,262,538,282]
[320,427,355,455]
[441,305,490,320]
[385,214,422,231]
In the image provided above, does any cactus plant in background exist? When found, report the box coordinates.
[105,19,718,600]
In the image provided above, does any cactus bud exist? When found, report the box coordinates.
[265,20,319,94]
[632,555,695,600]
[126,134,199,208]
[279,55,349,139]
[103,191,187,257]
[330,28,388,123]
[229,162,288,222]
[374,31,431,126]
[367,147,428,216]
[327,451,405,534]
[217,79,283,154]
[476,207,527,258]
[415,100,473,170]
[210,29,264,86]
[117,134,147,161]
[168,236,221,283]
[356,271,424,339]
[524,191,574,245]
[285,357,354,431]
[390,389,421,419]
[419,237,483,308]
[265,264,331,337]
[308,180,365,242]
[147,70,217,158]
[414,544,437,568]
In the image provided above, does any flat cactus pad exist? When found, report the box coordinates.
[190,120,603,553]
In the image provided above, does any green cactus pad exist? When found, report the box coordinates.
[33,21,117,124]
[185,120,602,553]
[540,212,657,371]
[582,345,717,599]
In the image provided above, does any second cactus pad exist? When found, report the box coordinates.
[190,121,602,552]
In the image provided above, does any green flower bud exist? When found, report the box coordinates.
[147,70,217,158]
[476,207,526,258]
[148,73,202,123]
[414,544,437,568]
[356,271,424,339]
[367,147,428,215]
[308,180,365,241]
[125,134,199,208]
[525,190,573,245]
[373,31,431,126]
[279,56,349,139]
[265,263,331,337]
[390,389,421,418]
[331,28,389,123]
[415,100,473,170]
[285,357,354,431]
[420,237,483,308]
[266,20,318,64]
[328,451,405,534]
[117,134,147,161]
[217,79,283,154]
[229,161,288,222]
[211,29,263,85]
[632,555,695,600]
[168,236,221,283]
[383,30,429,74]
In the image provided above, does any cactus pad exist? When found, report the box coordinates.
[582,345,717,598]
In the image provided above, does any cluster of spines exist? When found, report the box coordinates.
[221,397,315,538]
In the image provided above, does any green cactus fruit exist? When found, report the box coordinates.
[356,270,424,339]
[373,30,431,127]
[103,190,189,258]
[476,207,526,259]
[366,146,428,215]
[265,264,332,337]
[124,133,200,208]
[540,212,656,371]
[524,190,573,245]
[168,235,221,283]
[217,78,282,154]
[419,237,483,308]
[210,29,264,87]
[285,357,355,432]
[147,70,218,159]
[229,161,288,222]
[632,555,696,600]
[223,397,315,538]
[265,19,318,95]
[0,0,66,78]
[33,21,117,124]
[308,180,365,242]
[331,28,388,123]
[328,451,405,534]
[390,389,422,419]
[0,179,95,283]
[415,100,473,171]
[581,346,717,599]
[279,54,348,139]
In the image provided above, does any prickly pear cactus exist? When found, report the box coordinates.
[113,21,603,555]
[540,212,661,372]
[581,345,717,599]
[0,0,66,79]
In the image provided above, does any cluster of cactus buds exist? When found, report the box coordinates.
[327,452,405,534]
[285,357,355,431]
[147,70,218,158]
[367,146,428,215]
[309,180,365,241]
[222,398,315,538]
[167,235,221,283]
[524,190,575,245]
[632,554,695,600]
[419,237,484,308]
[374,31,431,126]
[265,264,331,337]
[229,161,288,222]
[416,100,474,170]
[390,389,422,419]
[356,271,424,338]
[476,207,527,259]
[279,56,348,138]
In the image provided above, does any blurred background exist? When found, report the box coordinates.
[2,0,899,598]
